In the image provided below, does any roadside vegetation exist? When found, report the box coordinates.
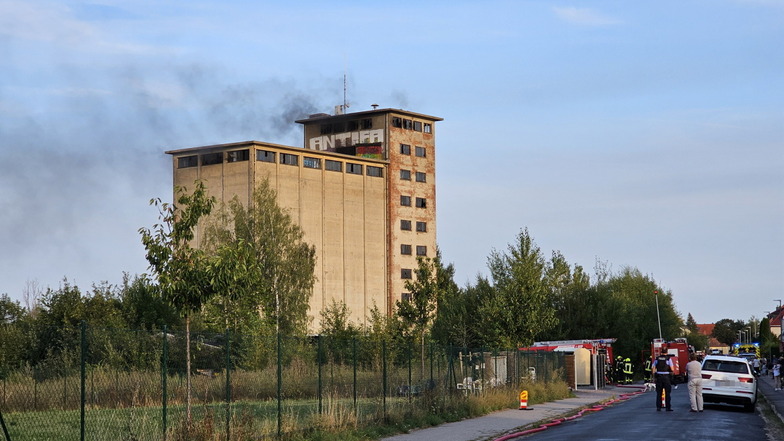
[0,178,777,439]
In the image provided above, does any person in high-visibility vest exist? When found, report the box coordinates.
[614,356,624,384]
[644,358,652,382]
[623,357,634,384]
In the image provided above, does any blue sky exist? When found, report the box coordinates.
[1,0,782,324]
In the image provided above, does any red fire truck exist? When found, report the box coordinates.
[651,338,693,384]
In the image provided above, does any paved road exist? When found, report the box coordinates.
[380,375,784,441]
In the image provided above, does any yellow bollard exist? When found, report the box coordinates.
[519,390,531,410]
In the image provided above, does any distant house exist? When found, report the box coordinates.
[767,308,784,353]
[696,323,729,355]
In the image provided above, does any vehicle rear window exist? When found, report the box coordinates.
[703,360,749,374]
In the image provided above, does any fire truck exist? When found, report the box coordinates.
[651,338,693,384]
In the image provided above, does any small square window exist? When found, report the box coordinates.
[415,172,426,182]
[401,269,412,279]
[403,119,413,130]
[361,118,373,129]
[201,152,223,166]
[178,155,198,168]
[346,163,363,175]
[280,153,298,166]
[415,198,426,208]
[401,293,411,302]
[367,166,383,177]
[400,220,412,231]
[227,150,249,163]
[401,244,412,255]
[303,157,321,169]
[413,121,422,132]
[416,246,427,256]
[423,123,432,133]
[415,146,426,157]
[400,169,411,180]
[416,222,427,232]
[257,150,275,163]
[392,117,403,128]
[401,196,411,207]
[325,160,342,172]
[400,144,411,155]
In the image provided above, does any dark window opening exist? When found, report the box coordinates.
[415,146,426,157]
[416,221,427,232]
[416,246,427,256]
[400,169,411,180]
[320,124,332,135]
[303,157,321,169]
[401,293,411,302]
[413,121,422,132]
[280,153,298,166]
[361,118,373,129]
[325,160,342,172]
[347,120,359,131]
[403,119,413,130]
[401,195,411,206]
[401,244,412,255]
[257,150,275,163]
[201,152,223,166]
[392,117,402,128]
[346,163,363,175]
[178,155,198,168]
[415,172,426,182]
[401,269,412,279]
[400,144,411,155]
[415,197,426,208]
[367,166,383,177]
[401,220,412,231]
[227,149,249,163]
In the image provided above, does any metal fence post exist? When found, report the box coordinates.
[277,332,282,439]
[80,321,86,441]
[162,325,168,441]
[225,328,231,441]
[317,335,322,414]
[352,337,357,411]
[382,340,387,420]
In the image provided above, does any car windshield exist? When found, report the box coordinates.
[703,360,749,374]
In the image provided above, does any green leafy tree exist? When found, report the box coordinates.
[139,181,216,425]
[318,299,361,364]
[480,228,556,348]
[545,251,590,340]
[711,318,744,347]
[202,178,316,337]
[432,276,488,350]
[119,273,180,331]
[396,253,454,379]
[684,313,709,352]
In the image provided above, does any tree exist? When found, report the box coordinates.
[480,228,556,348]
[712,318,744,347]
[202,178,316,337]
[397,253,452,379]
[139,181,216,426]
[544,251,590,340]
[684,313,709,352]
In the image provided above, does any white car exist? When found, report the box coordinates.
[701,355,758,412]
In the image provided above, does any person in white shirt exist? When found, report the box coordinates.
[773,361,781,391]
[686,353,703,412]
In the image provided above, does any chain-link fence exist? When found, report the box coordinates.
[0,323,567,440]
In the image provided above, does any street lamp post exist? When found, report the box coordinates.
[654,290,663,340]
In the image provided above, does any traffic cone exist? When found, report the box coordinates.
[661,389,666,408]
[519,390,531,410]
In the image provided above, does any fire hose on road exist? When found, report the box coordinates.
[493,385,646,441]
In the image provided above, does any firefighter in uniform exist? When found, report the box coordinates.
[653,347,674,411]
[614,356,624,384]
[644,358,652,382]
[623,357,633,384]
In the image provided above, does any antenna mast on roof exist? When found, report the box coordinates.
[334,73,350,115]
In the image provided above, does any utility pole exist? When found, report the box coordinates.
[654,290,663,340]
